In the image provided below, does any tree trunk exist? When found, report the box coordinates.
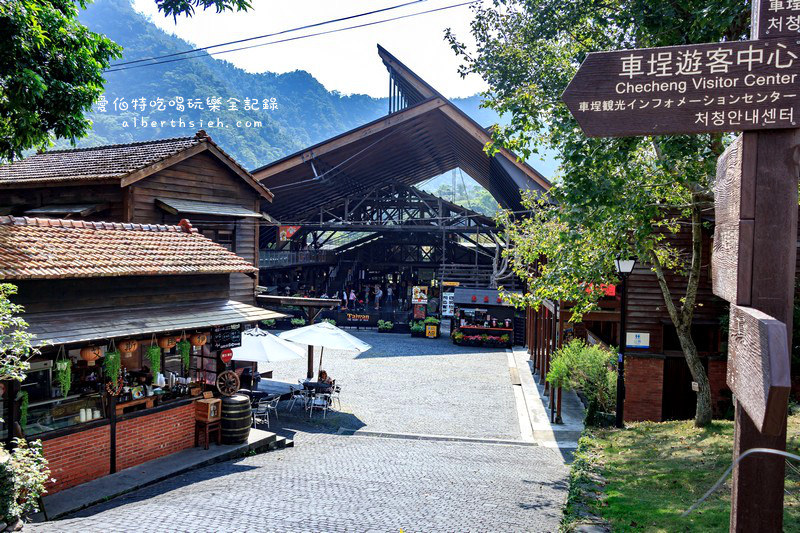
[676,323,713,426]
[648,196,713,427]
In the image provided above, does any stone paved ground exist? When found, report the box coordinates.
[29,332,570,532]
[268,331,521,439]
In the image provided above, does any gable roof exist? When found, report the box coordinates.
[0,131,273,201]
[251,46,548,220]
[0,216,257,280]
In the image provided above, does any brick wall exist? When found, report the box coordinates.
[42,402,197,494]
[116,402,196,471]
[624,356,664,422]
[707,359,730,417]
[42,424,111,493]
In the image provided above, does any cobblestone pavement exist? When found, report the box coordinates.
[29,333,570,532]
[268,331,521,439]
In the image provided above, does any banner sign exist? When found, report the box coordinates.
[278,225,301,241]
[411,285,428,304]
[211,323,242,350]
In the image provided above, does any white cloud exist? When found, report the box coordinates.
[131,0,489,98]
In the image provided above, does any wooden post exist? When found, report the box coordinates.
[729,129,798,532]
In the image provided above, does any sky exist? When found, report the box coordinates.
[131,0,490,99]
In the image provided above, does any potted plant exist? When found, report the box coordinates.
[423,317,441,338]
[377,320,394,333]
[409,321,425,337]
[261,318,276,328]
[290,317,307,328]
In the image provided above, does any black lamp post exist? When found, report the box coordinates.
[614,257,636,428]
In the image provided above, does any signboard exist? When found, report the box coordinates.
[441,292,455,317]
[562,38,800,137]
[425,325,438,338]
[756,0,800,39]
[211,323,242,350]
[442,281,460,287]
[412,303,426,320]
[220,349,233,364]
[411,285,428,304]
[278,225,301,241]
[625,331,650,348]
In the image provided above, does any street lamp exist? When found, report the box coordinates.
[614,257,636,428]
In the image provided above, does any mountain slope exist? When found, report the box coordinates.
[68,0,499,171]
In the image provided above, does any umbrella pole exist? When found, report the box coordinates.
[318,347,325,372]
[307,345,314,379]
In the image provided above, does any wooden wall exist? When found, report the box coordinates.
[128,152,260,304]
[13,274,230,314]
[0,183,123,220]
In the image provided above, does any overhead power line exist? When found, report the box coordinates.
[105,0,478,73]
[110,0,428,68]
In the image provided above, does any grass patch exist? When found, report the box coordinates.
[563,409,800,532]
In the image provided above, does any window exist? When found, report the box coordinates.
[200,227,236,252]
[663,323,721,355]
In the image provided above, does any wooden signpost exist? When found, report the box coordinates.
[563,2,797,530]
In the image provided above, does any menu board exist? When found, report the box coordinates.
[211,323,242,350]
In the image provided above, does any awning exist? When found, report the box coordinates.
[24,203,110,217]
[156,198,263,219]
[25,299,286,347]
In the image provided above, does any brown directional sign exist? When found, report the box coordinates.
[756,0,800,39]
[727,304,791,436]
[711,134,755,305]
[562,38,800,136]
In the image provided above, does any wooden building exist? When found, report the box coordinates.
[0,216,283,493]
[527,221,732,423]
[0,131,272,303]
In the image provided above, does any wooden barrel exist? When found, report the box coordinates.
[220,395,251,444]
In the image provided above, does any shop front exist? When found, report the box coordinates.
[451,288,517,348]
[0,216,283,492]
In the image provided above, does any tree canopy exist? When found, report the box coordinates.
[448,0,752,426]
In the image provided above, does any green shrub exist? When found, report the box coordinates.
[377,320,394,331]
[547,339,617,425]
[410,321,425,334]
[0,439,50,523]
[423,317,440,325]
[321,318,336,326]
[290,318,307,327]
[261,319,276,327]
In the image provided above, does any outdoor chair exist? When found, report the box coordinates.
[252,398,271,428]
[288,388,310,411]
[330,385,342,410]
[309,393,331,418]
[264,396,280,422]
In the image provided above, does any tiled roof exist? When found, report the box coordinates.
[0,216,257,280]
[0,137,201,184]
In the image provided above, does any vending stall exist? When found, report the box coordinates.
[451,288,516,348]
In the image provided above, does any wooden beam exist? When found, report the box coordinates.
[253,98,447,181]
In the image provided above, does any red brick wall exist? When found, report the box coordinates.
[42,402,197,494]
[624,356,664,422]
[116,402,196,471]
[707,359,730,417]
[42,424,111,493]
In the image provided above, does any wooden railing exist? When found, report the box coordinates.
[259,249,337,268]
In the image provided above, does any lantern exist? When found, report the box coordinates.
[190,333,208,347]
[119,339,139,353]
[484,296,490,303]
[80,346,102,366]
[158,336,177,350]
[471,295,477,302]
[497,297,502,303]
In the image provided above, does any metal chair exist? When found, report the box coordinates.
[252,398,271,428]
[330,385,342,410]
[288,388,310,411]
[308,393,331,418]
[264,396,280,422]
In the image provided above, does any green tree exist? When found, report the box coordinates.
[0,0,121,161]
[449,0,751,426]
[156,0,251,20]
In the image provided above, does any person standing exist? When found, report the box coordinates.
[386,285,394,309]
[375,285,383,310]
[349,288,356,309]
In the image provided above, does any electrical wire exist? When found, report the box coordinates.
[105,0,479,73]
[111,0,429,68]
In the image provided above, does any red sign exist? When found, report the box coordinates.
[278,225,301,241]
[220,349,233,364]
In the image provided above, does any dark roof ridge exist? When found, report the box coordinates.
[39,135,199,155]
[0,215,199,234]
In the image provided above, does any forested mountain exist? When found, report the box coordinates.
[67,0,501,171]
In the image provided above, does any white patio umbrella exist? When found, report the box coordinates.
[278,322,371,376]
[231,327,304,364]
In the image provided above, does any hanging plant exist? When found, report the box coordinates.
[55,346,72,398]
[103,350,122,388]
[177,339,191,374]
[146,344,161,383]
[19,391,28,428]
